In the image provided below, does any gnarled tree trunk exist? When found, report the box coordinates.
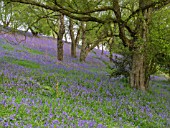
[113,0,152,90]
[130,51,147,90]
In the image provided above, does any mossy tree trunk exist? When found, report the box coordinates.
[80,22,87,62]
[113,0,152,90]
[130,51,147,90]
[130,1,152,90]
[57,14,65,61]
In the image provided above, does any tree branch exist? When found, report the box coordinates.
[125,0,170,23]
[9,0,117,23]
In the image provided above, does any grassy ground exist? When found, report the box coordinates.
[0,36,170,128]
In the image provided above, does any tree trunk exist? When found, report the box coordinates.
[130,1,152,90]
[75,28,81,54]
[80,22,87,62]
[57,38,63,61]
[101,43,104,55]
[97,45,100,49]
[80,49,89,62]
[57,14,65,61]
[29,27,38,36]
[109,23,116,62]
[69,19,81,58]
[108,36,114,62]
[69,18,76,58]
[64,33,68,43]
[79,22,102,62]
[130,51,147,90]
[71,42,76,57]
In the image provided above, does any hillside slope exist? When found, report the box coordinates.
[0,31,170,128]
[0,30,112,66]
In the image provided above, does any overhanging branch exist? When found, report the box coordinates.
[10,0,117,23]
[125,0,170,23]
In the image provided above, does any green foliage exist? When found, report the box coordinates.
[12,59,40,69]
[0,73,9,85]
[23,46,44,55]
[3,56,40,69]
[107,48,132,80]
[0,1,13,27]
[149,6,170,76]
[0,43,15,51]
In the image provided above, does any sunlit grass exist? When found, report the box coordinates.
[23,46,44,55]
[3,56,40,69]
[0,43,15,51]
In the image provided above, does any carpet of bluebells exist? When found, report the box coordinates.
[0,32,170,128]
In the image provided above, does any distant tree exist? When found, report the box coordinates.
[80,22,108,62]
[101,22,117,60]
[68,18,81,58]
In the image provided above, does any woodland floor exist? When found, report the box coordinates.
[0,33,170,128]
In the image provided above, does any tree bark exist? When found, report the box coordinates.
[80,22,87,62]
[69,19,81,58]
[112,0,152,90]
[69,18,76,58]
[64,33,68,43]
[80,49,89,62]
[101,43,104,55]
[108,38,114,62]
[130,51,146,90]
[75,28,81,51]
[108,23,116,62]
[57,14,65,61]
[130,1,152,90]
